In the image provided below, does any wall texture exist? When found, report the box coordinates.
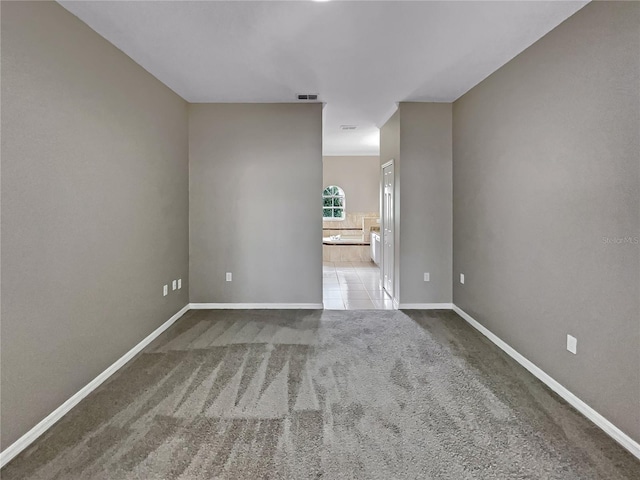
[379,105,453,305]
[189,104,323,304]
[399,103,452,305]
[1,1,190,450]
[453,1,640,443]
[323,156,380,214]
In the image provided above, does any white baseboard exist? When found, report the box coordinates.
[189,303,323,310]
[452,304,640,461]
[399,303,453,309]
[0,304,190,469]
[393,297,400,309]
[3,302,638,467]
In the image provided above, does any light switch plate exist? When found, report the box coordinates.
[172,280,177,291]
[226,272,232,282]
[163,285,168,297]
[567,334,577,354]
[424,272,430,282]
[460,273,465,284]
[178,279,182,289]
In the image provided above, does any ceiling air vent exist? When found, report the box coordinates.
[340,125,358,130]
[297,93,319,101]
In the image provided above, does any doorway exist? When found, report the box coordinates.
[321,155,393,310]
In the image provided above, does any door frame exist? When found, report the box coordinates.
[381,159,395,301]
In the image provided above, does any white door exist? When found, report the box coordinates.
[382,161,394,297]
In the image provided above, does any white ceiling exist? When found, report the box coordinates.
[58,0,587,156]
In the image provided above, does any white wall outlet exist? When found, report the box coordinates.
[163,285,168,296]
[177,279,182,289]
[424,272,430,282]
[226,272,232,282]
[567,334,577,354]
[172,280,177,291]
[460,273,465,284]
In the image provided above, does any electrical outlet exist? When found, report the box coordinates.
[226,272,232,282]
[567,334,577,354]
[177,279,182,289]
[172,280,177,291]
[460,273,465,284]
[163,285,168,296]
[424,272,430,282]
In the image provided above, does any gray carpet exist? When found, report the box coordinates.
[2,309,639,479]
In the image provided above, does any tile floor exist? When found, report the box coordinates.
[323,261,394,310]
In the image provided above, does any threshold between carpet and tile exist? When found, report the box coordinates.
[2,309,639,479]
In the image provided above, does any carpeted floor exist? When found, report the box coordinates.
[3,309,639,479]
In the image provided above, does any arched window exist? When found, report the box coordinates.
[323,185,345,220]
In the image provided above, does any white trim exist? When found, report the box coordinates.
[399,303,453,309]
[452,304,640,461]
[0,304,191,468]
[3,302,638,467]
[392,297,400,309]
[189,303,323,310]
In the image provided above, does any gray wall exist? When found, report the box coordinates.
[380,104,453,305]
[453,1,640,443]
[323,156,380,214]
[1,2,190,449]
[399,103,452,305]
[189,104,323,304]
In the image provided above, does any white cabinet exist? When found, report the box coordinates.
[371,232,381,265]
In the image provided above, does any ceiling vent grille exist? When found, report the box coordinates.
[297,93,319,101]
[340,125,358,130]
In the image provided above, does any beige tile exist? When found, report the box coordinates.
[367,289,390,300]
[323,290,344,299]
[358,271,380,279]
[323,300,345,310]
[327,247,341,263]
[335,268,356,275]
[372,299,395,310]
[352,262,376,269]
[342,291,372,300]
[338,275,361,283]
[340,247,361,262]
[340,283,368,292]
[344,299,376,310]
[336,266,356,271]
